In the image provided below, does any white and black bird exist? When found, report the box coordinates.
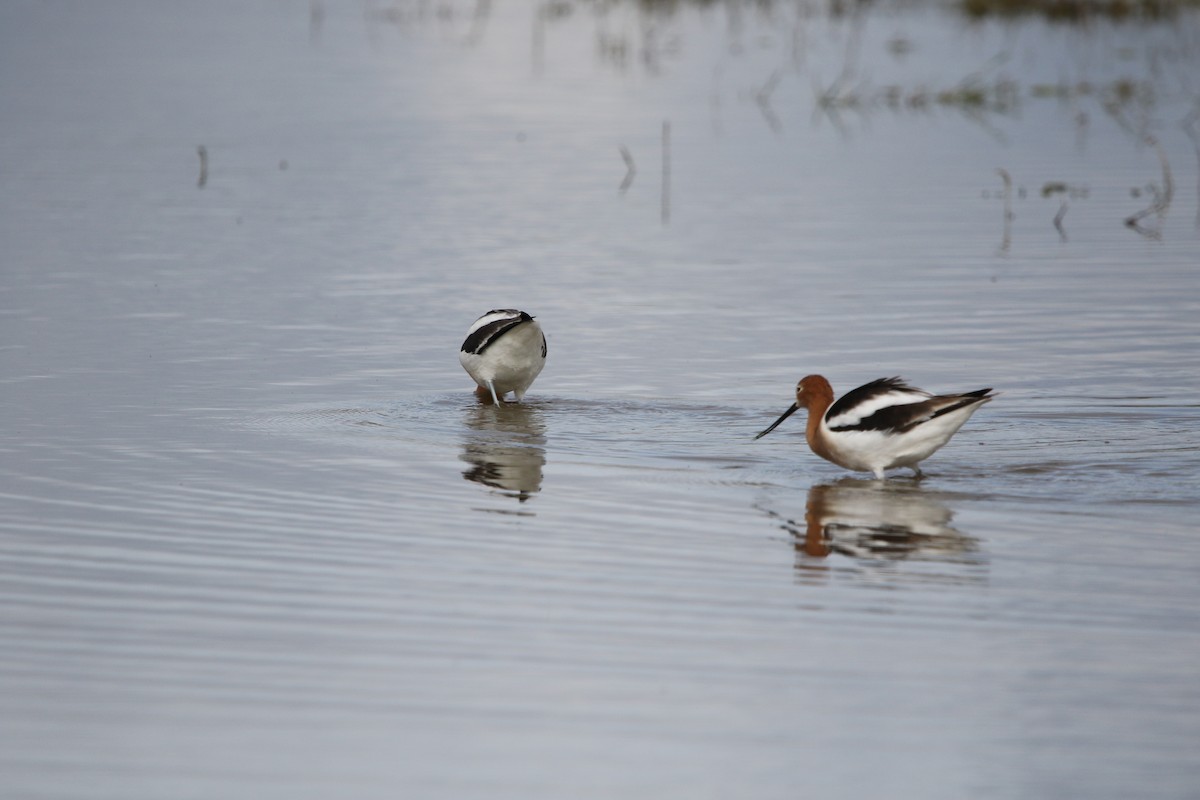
[755,375,993,479]
[459,309,547,405]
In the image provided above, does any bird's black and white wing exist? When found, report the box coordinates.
[461,309,534,356]
[825,378,933,433]
[828,378,993,434]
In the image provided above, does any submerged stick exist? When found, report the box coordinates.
[661,120,671,225]
[309,1,324,44]
[1053,200,1068,242]
[755,70,784,134]
[1182,108,1200,230]
[531,4,545,75]
[995,167,1012,255]
[196,145,208,188]
[1124,135,1173,236]
[618,145,636,194]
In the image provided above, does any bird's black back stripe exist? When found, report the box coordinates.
[829,402,927,434]
[825,377,912,422]
[461,311,533,355]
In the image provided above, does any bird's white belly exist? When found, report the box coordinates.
[459,322,545,397]
[825,411,975,473]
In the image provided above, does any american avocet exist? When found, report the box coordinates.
[459,309,547,405]
[755,376,993,479]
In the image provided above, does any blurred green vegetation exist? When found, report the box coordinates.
[958,0,1200,21]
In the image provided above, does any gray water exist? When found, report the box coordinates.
[2,1,1199,798]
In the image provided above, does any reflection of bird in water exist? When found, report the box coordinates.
[460,403,547,504]
[755,375,993,478]
[459,309,547,406]
[764,478,981,563]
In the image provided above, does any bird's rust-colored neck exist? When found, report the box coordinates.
[797,375,838,464]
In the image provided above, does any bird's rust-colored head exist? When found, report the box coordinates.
[754,374,835,440]
[794,375,834,411]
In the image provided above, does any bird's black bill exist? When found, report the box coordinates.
[754,402,799,440]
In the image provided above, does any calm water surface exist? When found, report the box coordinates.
[2,1,1199,798]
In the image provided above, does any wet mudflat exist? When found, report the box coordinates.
[1,1,1199,798]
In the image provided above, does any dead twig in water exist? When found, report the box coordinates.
[310,1,325,44]
[812,71,859,139]
[661,120,671,226]
[1183,106,1200,230]
[531,4,545,75]
[463,0,491,46]
[995,167,1013,255]
[754,69,784,135]
[1041,182,1079,242]
[1054,200,1068,242]
[618,145,636,194]
[196,145,208,189]
[1125,135,1173,238]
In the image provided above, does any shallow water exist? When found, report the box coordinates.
[2,1,1200,798]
